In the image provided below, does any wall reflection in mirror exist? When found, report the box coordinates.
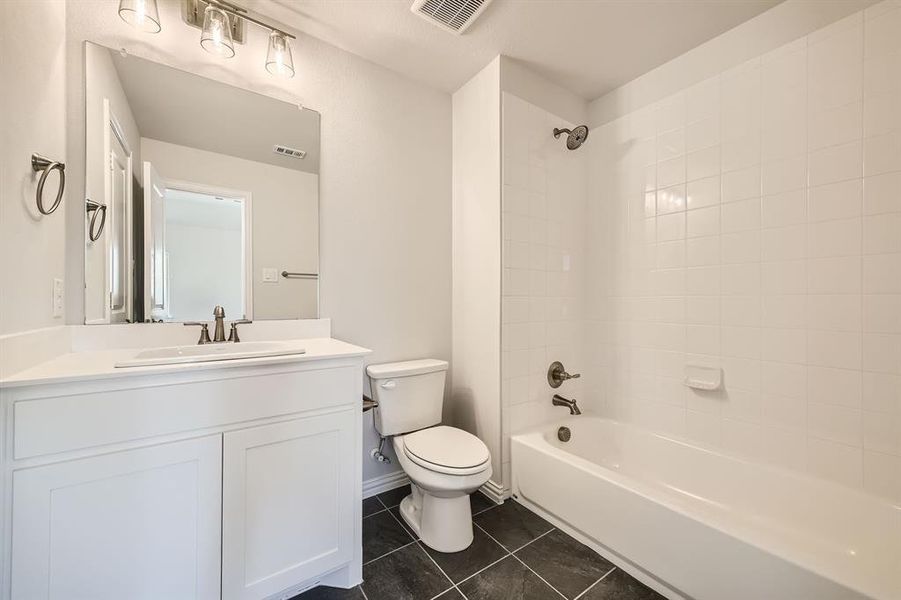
[83,42,319,324]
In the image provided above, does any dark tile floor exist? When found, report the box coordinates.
[294,485,666,600]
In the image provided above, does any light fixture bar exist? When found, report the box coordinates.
[205,0,295,39]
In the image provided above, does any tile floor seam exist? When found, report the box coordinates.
[379,496,464,600]
[451,553,512,587]
[415,540,457,586]
[508,552,570,600]
[361,539,418,567]
[572,566,617,600]
[508,527,555,554]
[358,584,370,600]
[361,508,387,520]
[472,520,555,555]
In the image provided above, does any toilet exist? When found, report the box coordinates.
[367,359,492,553]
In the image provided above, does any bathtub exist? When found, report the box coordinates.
[511,416,900,600]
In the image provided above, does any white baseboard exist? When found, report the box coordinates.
[362,470,410,499]
[479,478,508,504]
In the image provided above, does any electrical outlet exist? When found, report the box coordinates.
[52,278,64,318]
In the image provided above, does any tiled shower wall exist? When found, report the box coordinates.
[500,93,589,489]
[587,2,901,501]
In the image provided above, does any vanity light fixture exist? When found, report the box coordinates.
[118,0,161,33]
[265,31,294,78]
[200,4,235,58]
[118,0,297,78]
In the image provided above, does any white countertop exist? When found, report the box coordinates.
[0,337,370,389]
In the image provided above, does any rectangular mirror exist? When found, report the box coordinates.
[83,41,319,324]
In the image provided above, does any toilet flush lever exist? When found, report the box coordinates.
[380,380,396,389]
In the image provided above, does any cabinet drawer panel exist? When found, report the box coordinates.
[14,366,355,459]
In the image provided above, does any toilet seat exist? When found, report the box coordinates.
[401,426,490,476]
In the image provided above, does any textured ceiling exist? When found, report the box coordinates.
[258,0,782,99]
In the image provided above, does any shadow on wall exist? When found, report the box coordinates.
[447,387,478,436]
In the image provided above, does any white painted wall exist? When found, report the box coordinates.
[64,0,451,482]
[451,58,503,494]
[586,0,901,502]
[0,1,68,335]
[141,138,318,320]
[589,0,880,127]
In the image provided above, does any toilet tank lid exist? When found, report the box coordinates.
[366,359,448,379]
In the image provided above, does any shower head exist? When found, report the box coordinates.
[553,125,589,150]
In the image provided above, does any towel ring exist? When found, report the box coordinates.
[32,153,66,215]
[86,199,107,242]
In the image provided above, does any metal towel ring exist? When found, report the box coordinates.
[86,199,107,242]
[31,153,66,215]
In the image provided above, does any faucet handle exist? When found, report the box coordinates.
[227,319,252,343]
[184,322,212,345]
[548,361,581,388]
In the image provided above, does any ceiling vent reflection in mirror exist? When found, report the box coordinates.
[410,0,494,35]
[273,145,306,159]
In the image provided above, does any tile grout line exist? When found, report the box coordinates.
[451,553,512,588]
[379,495,463,600]
[361,539,418,567]
[509,553,570,600]
[471,523,568,600]
[362,507,387,520]
[572,566,617,600]
[358,584,370,600]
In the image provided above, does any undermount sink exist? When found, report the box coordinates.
[115,341,306,368]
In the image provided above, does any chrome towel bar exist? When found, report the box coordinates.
[32,153,66,215]
[281,271,319,279]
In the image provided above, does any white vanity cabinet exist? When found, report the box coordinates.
[0,343,366,600]
[11,436,223,600]
[222,411,355,600]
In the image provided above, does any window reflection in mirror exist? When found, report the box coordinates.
[82,42,320,324]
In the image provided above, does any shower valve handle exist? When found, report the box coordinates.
[548,361,580,389]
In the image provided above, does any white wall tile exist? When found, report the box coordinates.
[808,366,862,407]
[584,4,900,498]
[863,172,901,215]
[808,179,862,222]
[808,141,863,187]
[761,190,807,227]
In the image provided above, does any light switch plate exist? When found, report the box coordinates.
[52,278,64,318]
[262,268,279,283]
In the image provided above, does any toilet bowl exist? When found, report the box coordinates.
[392,426,492,552]
[365,359,493,553]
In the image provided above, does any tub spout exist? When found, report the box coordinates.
[552,394,581,415]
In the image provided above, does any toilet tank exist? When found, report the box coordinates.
[366,359,448,436]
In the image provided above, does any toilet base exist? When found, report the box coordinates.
[398,485,474,553]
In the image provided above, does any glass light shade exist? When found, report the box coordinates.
[118,0,161,33]
[266,31,295,78]
[200,5,235,58]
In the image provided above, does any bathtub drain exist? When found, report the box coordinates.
[557,426,571,442]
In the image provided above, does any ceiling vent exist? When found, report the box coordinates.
[411,0,494,35]
[273,144,306,159]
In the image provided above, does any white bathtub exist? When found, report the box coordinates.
[511,417,900,600]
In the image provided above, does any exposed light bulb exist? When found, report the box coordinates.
[118,0,161,33]
[266,31,295,78]
[200,5,235,58]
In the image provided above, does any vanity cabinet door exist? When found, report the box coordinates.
[222,409,355,600]
[10,435,222,600]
